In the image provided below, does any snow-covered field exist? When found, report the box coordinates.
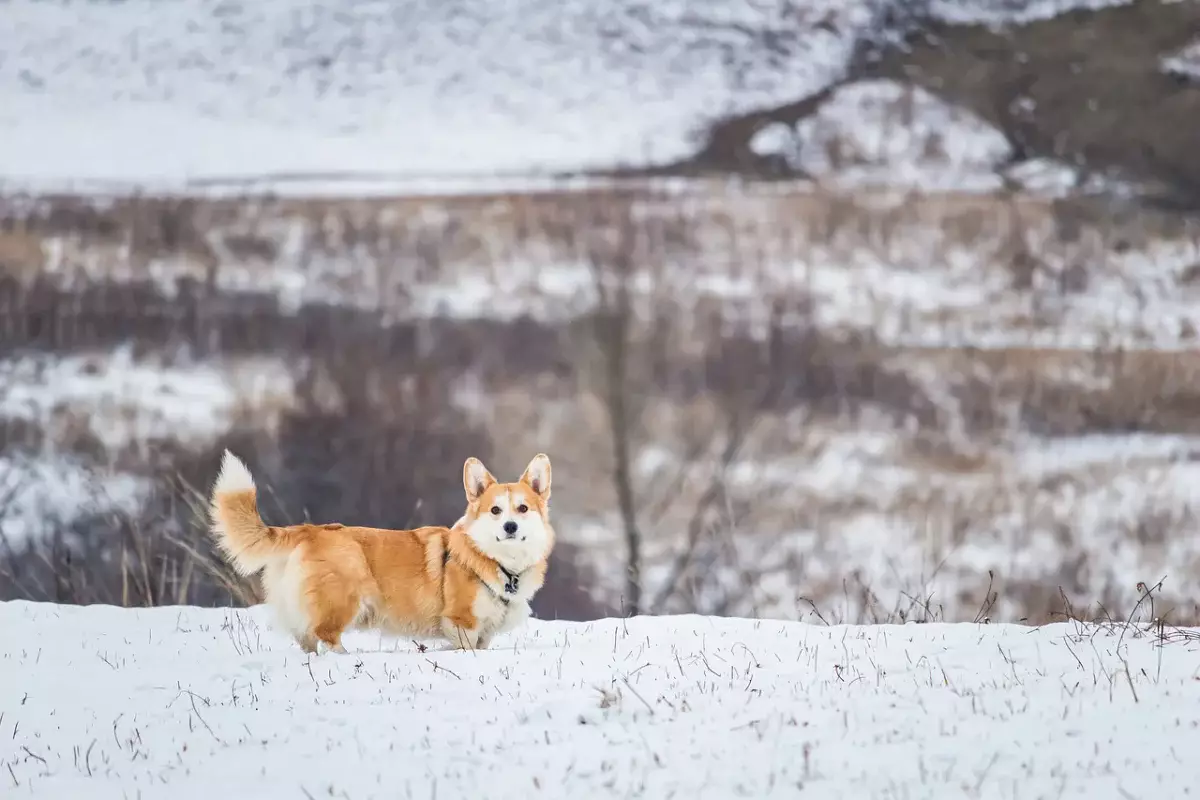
[0,0,1138,193]
[749,79,1127,196]
[1,601,1195,799]
[0,0,888,190]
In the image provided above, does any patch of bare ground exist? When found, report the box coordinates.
[682,1,1200,206]
[860,0,1200,203]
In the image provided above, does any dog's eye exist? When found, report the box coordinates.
[490,506,501,515]
[517,504,528,514]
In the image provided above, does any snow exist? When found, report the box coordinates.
[0,0,1158,192]
[0,0,888,191]
[0,346,297,454]
[748,121,798,159]
[1000,157,1116,196]
[627,414,1200,623]
[777,216,1200,350]
[787,80,1014,192]
[758,80,1126,198]
[1162,40,1200,81]
[2,601,1197,799]
[0,347,297,546]
[162,186,1194,351]
[926,0,1132,25]
[0,457,147,547]
[412,264,598,322]
[532,371,1200,623]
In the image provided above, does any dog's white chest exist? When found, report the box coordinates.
[472,588,511,630]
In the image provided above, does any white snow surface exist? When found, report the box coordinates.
[2,601,1198,799]
[0,347,297,454]
[0,0,1147,192]
[926,0,1132,25]
[1162,39,1200,80]
[754,80,1125,196]
[787,79,1014,191]
[0,0,887,191]
[0,457,147,547]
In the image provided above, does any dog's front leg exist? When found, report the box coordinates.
[440,616,483,651]
[477,602,529,650]
[495,600,532,638]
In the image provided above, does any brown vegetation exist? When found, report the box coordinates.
[1,181,1198,627]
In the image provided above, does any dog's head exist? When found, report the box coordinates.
[459,454,553,569]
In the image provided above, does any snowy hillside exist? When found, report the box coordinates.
[3,0,1186,625]
[4,184,1200,621]
[1,601,1196,798]
[1,0,887,188]
[0,0,1139,191]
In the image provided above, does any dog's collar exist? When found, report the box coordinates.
[497,564,521,595]
[443,547,522,606]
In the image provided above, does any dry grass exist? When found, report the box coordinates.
[5,181,1198,281]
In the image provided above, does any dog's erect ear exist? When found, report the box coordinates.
[520,453,552,500]
[463,458,496,503]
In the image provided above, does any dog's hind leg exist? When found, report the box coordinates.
[307,589,359,655]
[298,542,377,655]
[263,555,323,653]
[305,570,367,655]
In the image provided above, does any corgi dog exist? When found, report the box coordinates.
[208,450,555,654]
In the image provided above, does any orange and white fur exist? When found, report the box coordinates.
[208,450,555,654]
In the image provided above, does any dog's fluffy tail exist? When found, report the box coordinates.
[209,450,302,575]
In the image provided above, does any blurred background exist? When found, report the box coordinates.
[2,0,1199,625]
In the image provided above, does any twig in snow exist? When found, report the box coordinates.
[187,692,222,743]
[973,571,997,624]
[426,659,461,680]
[1118,654,1140,704]
[620,675,654,715]
[1117,577,1164,651]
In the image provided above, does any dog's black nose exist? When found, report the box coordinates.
[503,521,518,536]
